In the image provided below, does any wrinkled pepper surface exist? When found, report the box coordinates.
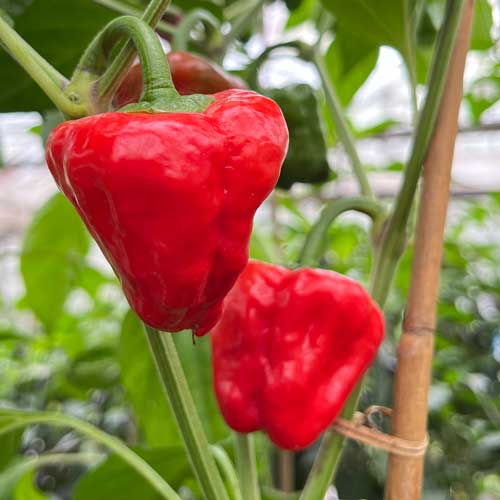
[266,84,330,189]
[211,260,384,449]
[46,90,288,335]
[115,51,247,106]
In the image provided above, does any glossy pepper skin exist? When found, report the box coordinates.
[115,51,247,106]
[211,260,384,450]
[46,90,288,335]
[266,84,330,189]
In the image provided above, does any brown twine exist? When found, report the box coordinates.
[331,405,429,458]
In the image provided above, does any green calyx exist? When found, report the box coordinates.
[71,15,214,115]
[119,88,213,114]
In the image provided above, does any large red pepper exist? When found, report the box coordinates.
[46,90,288,335]
[211,260,384,450]
[115,51,247,106]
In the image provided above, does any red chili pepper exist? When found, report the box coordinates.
[115,51,247,106]
[46,90,288,335]
[211,260,384,450]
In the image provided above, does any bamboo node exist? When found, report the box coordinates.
[402,325,435,337]
[331,405,429,458]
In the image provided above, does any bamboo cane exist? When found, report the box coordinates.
[384,2,474,499]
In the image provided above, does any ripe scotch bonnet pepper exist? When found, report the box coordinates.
[45,18,288,335]
[115,51,247,106]
[211,260,384,450]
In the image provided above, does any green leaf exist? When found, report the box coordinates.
[465,69,500,125]
[354,119,398,139]
[321,0,416,63]
[0,460,35,500]
[0,430,22,472]
[325,28,379,107]
[0,0,115,112]
[13,472,49,500]
[119,311,229,447]
[119,311,181,447]
[0,0,32,17]
[250,231,279,263]
[285,0,318,29]
[20,193,91,330]
[470,0,493,51]
[74,447,191,500]
[0,409,178,500]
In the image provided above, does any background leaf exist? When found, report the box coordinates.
[73,447,191,500]
[470,0,493,51]
[20,193,91,331]
[321,0,416,64]
[119,311,181,447]
[0,0,115,112]
[119,311,229,447]
[325,28,379,107]
[13,471,49,500]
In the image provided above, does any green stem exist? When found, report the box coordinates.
[235,433,261,500]
[299,2,467,499]
[0,15,84,117]
[172,8,220,51]
[298,197,385,268]
[97,0,171,106]
[92,0,176,37]
[72,14,177,111]
[313,49,374,199]
[211,444,243,500]
[0,411,181,500]
[145,326,230,500]
[370,0,466,308]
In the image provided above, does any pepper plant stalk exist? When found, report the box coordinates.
[210,444,244,500]
[299,197,385,268]
[299,1,467,498]
[235,433,261,500]
[370,0,467,307]
[145,326,230,500]
[385,2,473,497]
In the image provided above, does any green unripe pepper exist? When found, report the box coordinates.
[266,84,330,189]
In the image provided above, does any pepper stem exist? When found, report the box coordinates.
[97,0,172,105]
[69,16,175,111]
[68,15,212,114]
[298,197,385,268]
[144,325,230,500]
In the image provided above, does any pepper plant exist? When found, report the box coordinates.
[0,0,495,499]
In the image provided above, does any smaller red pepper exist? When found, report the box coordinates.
[115,51,246,106]
[211,260,384,450]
